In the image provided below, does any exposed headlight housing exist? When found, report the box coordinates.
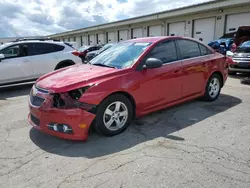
[52,86,96,111]
[68,86,91,100]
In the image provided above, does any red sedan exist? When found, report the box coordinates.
[28,37,228,141]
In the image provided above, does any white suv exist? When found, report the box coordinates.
[0,39,82,86]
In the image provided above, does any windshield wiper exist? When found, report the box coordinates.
[92,63,117,69]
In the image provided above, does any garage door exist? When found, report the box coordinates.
[75,36,81,49]
[89,34,95,45]
[132,28,143,39]
[168,22,185,36]
[118,30,128,41]
[148,25,162,37]
[193,17,215,44]
[226,12,250,33]
[107,32,115,43]
[97,33,105,45]
[81,36,87,46]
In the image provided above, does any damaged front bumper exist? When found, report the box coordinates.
[28,86,96,141]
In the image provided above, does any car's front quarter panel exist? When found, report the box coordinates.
[78,69,157,117]
[78,70,136,105]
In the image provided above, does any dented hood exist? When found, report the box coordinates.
[36,64,119,93]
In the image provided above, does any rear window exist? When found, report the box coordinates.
[28,43,65,55]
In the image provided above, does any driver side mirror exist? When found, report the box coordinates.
[143,58,163,69]
[0,54,5,62]
[226,51,234,57]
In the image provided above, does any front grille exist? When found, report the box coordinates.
[230,64,250,69]
[30,95,45,107]
[31,114,40,126]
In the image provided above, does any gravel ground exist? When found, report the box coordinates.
[0,75,250,188]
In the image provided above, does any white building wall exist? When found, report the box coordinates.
[49,1,250,44]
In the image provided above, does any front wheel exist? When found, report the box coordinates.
[202,74,222,102]
[94,94,133,136]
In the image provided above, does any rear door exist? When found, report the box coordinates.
[0,44,33,84]
[134,40,182,111]
[27,43,65,78]
[176,39,210,97]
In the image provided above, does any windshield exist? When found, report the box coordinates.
[240,41,250,48]
[100,43,113,50]
[235,41,250,53]
[90,42,151,69]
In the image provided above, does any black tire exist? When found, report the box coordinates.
[94,94,133,136]
[228,71,237,76]
[202,73,222,102]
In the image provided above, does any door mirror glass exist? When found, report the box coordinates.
[144,58,163,69]
[0,54,5,61]
[226,51,234,57]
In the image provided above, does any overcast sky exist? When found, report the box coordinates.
[0,0,211,38]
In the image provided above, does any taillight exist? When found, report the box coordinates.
[71,51,80,56]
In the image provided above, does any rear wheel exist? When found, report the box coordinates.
[94,94,133,136]
[202,74,222,102]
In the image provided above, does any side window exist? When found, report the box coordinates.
[199,44,211,56]
[28,43,64,56]
[147,40,178,64]
[0,45,21,58]
[177,40,201,59]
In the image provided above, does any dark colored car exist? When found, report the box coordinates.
[234,26,250,46]
[228,41,250,75]
[77,45,102,61]
[85,43,116,61]
[28,36,228,141]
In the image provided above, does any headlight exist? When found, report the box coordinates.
[68,86,91,100]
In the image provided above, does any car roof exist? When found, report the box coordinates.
[125,36,196,43]
[2,40,66,46]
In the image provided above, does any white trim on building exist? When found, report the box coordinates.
[48,0,250,47]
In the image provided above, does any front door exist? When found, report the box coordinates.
[0,44,33,85]
[133,40,182,112]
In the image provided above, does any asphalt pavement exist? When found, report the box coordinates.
[0,75,250,188]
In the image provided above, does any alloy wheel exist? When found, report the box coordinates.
[208,77,220,98]
[103,101,128,131]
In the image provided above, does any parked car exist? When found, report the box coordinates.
[28,36,228,141]
[208,37,234,52]
[77,45,102,62]
[208,32,235,54]
[0,38,82,86]
[85,43,116,62]
[234,26,250,46]
[227,40,250,75]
